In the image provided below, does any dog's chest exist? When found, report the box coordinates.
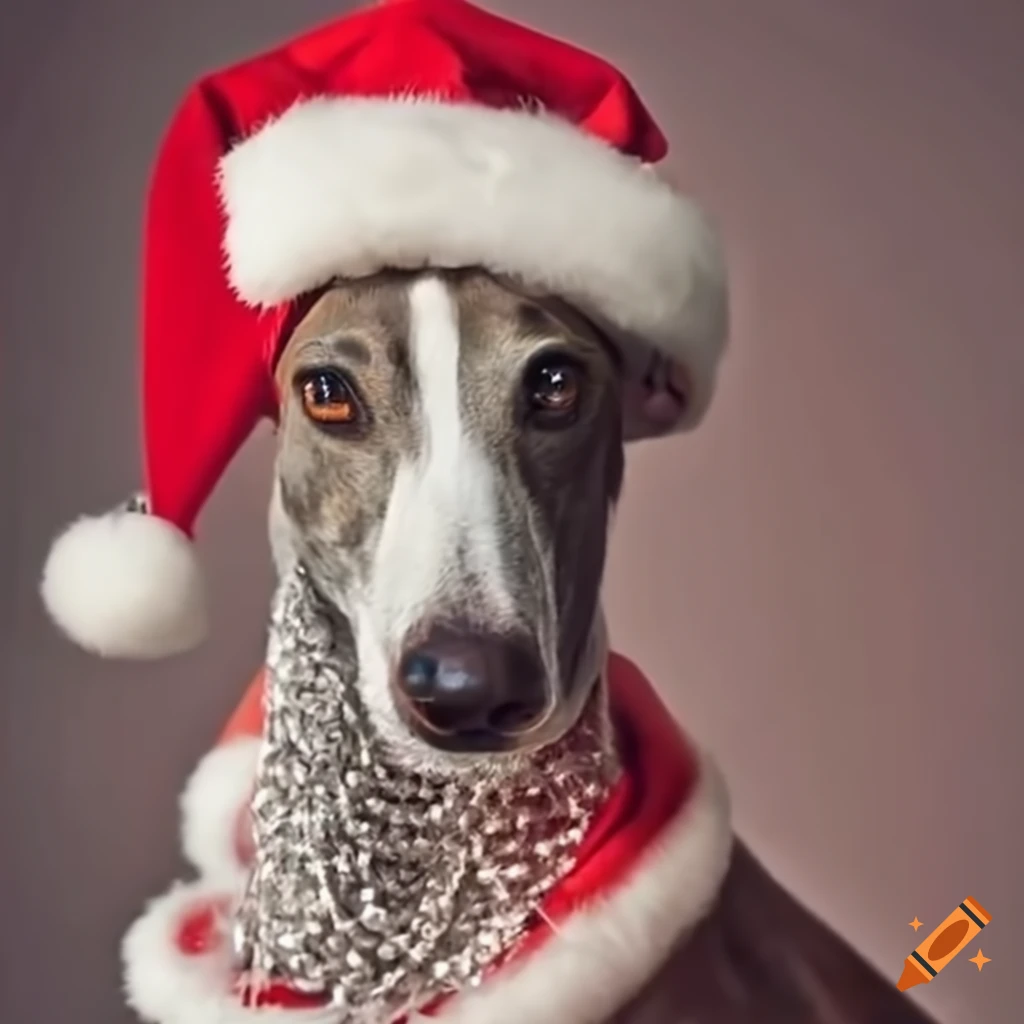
[609,844,937,1024]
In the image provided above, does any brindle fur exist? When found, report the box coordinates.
[270,268,935,1022]
[617,842,938,1023]
[273,268,621,748]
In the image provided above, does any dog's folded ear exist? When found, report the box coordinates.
[621,353,694,441]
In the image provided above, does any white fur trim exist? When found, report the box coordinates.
[40,510,207,659]
[122,879,338,1024]
[218,97,728,426]
[123,749,731,1024]
[181,737,261,885]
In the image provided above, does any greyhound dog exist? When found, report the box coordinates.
[114,267,939,1024]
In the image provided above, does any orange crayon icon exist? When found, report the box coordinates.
[897,897,992,992]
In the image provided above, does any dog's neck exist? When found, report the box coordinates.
[234,567,620,1022]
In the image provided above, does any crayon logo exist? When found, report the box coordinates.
[897,897,992,992]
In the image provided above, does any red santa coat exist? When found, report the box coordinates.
[122,653,734,1024]
[122,652,939,1024]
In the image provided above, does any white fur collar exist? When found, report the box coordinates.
[124,728,731,1024]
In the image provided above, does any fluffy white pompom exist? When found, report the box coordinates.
[40,510,207,658]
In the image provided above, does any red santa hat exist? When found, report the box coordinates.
[40,0,728,660]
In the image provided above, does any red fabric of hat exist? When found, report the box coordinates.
[40,0,727,660]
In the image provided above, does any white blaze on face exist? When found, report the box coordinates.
[358,277,517,688]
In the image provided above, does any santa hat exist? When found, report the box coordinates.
[40,0,729,660]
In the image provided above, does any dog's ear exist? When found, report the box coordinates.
[621,353,691,441]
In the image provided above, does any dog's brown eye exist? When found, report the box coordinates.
[299,369,358,425]
[525,357,582,423]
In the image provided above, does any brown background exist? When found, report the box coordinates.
[2,2,1021,1022]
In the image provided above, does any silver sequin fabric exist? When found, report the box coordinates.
[233,568,619,1022]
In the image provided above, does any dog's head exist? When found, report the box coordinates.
[270,268,626,765]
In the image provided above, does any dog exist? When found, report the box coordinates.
[115,267,938,1024]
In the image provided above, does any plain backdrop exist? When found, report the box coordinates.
[2,2,1022,1022]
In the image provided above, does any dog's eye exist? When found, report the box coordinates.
[297,369,360,426]
[524,355,582,425]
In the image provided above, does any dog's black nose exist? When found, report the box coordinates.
[396,628,548,745]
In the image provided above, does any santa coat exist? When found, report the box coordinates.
[122,652,735,1024]
[122,654,935,1024]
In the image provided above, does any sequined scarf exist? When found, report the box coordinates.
[232,567,620,1022]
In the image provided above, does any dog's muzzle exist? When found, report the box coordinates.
[392,625,550,753]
